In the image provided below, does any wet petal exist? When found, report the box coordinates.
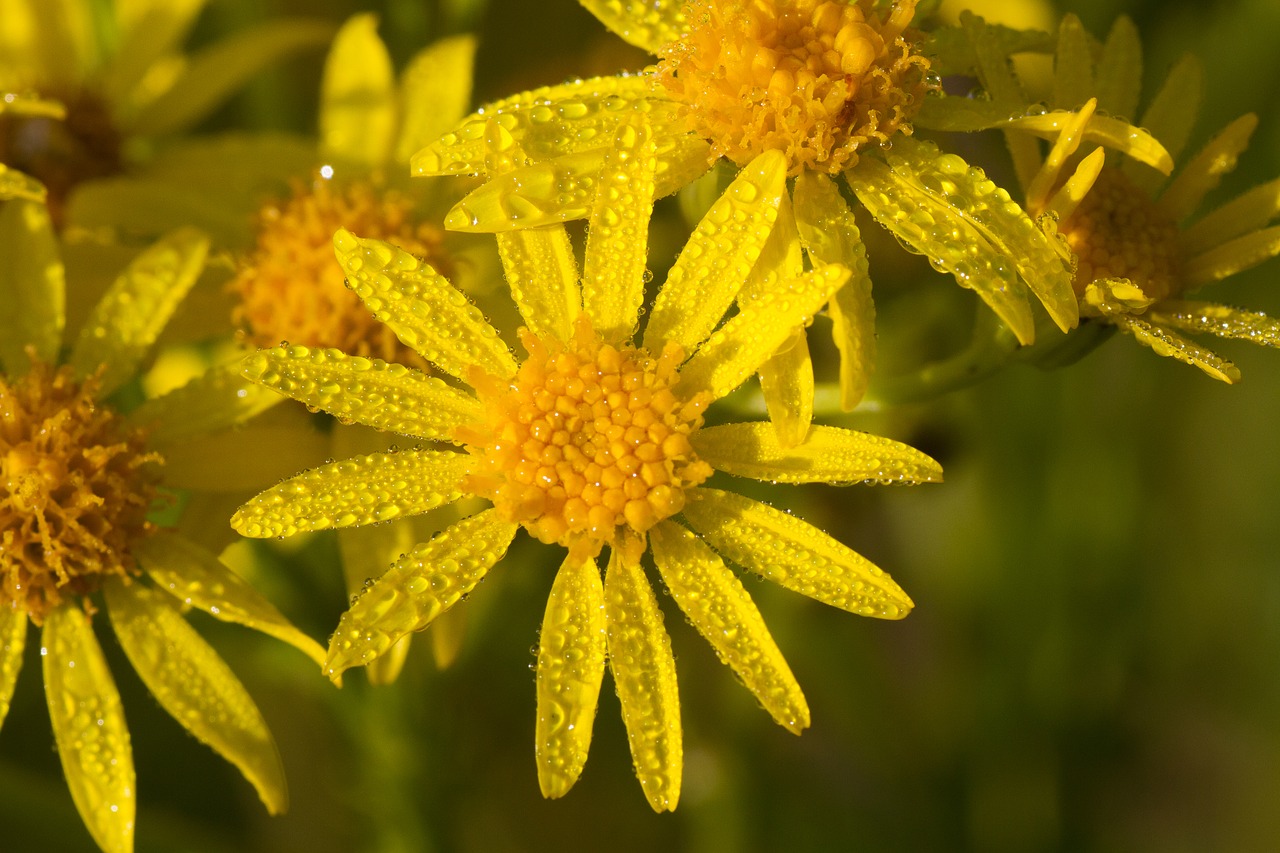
[650,521,809,733]
[240,345,482,439]
[337,522,418,685]
[334,228,516,381]
[579,0,688,53]
[1183,177,1280,257]
[320,14,395,167]
[1124,54,1203,192]
[42,605,135,853]
[1093,16,1142,122]
[135,531,326,667]
[0,606,25,732]
[1049,15,1094,112]
[104,580,287,815]
[958,11,1040,189]
[693,422,943,484]
[604,545,681,813]
[1024,99,1096,214]
[445,147,606,231]
[0,197,64,373]
[1111,315,1239,383]
[232,449,468,538]
[395,35,477,164]
[645,150,787,354]
[757,331,813,449]
[1148,301,1280,348]
[69,228,209,398]
[496,225,581,344]
[129,362,282,447]
[536,554,607,799]
[325,510,518,679]
[1158,114,1259,223]
[682,488,914,619]
[583,116,657,343]
[1184,224,1280,286]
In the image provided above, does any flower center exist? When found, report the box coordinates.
[229,176,451,367]
[657,0,932,175]
[457,319,713,557]
[0,91,122,227]
[1060,166,1183,303]
[1,360,161,623]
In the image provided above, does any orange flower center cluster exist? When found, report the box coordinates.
[1060,166,1183,302]
[458,320,713,557]
[657,0,932,175]
[1,361,160,623]
[230,176,450,367]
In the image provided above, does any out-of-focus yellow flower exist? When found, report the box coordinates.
[230,146,941,811]
[0,185,324,853]
[0,0,331,225]
[414,0,1081,421]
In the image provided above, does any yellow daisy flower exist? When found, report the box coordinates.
[0,185,324,853]
[230,136,942,811]
[413,0,1082,418]
[0,0,331,226]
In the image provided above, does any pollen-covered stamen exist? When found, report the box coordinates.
[657,0,932,175]
[229,175,451,367]
[1060,166,1183,303]
[1,360,161,623]
[458,319,713,556]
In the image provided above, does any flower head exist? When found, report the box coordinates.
[232,152,941,810]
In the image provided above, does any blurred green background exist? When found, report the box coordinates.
[5,0,1280,850]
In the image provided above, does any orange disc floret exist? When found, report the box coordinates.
[657,0,932,175]
[0,359,161,623]
[458,318,713,557]
[230,175,451,367]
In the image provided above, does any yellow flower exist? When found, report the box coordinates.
[0,0,331,225]
[0,186,324,853]
[230,140,942,811]
[413,0,1081,418]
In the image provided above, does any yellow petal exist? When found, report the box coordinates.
[604,544,681,812]
[1024,99,1096,214]
[160,423,329,493]
[325,510,518,679]
[1124,53,1203,192]
[758,331,813,449]
[536,553,607,799]
[394,35,477,164]
[337,523,417,685]
[1147,301,1280,348]
[42,605,135,853]
[683,488,914,619]
[320,14,395,167]
[69,228,209,398]
[129,362,282,447]
[1183,177,1280,257]
[645,150,788,354]
[793,171,875,409]
[922,17,1053,78]
[0,163,48,202]
[692,422,943,484]
[1111,315,1240,383]
[1043,147,1105,225]
[99,0,204,107]
[1094,16,1142,122]
[579,0,688,53]
[134,531,327,667]
[738,178,802,304]
[958,11,1040,189]
[333,229,516,381]
[104,579,287,815]
[650,520,809,733]
[1158,114,1258,223]
[0,605,25,731]
[26,0,95,91]
[445,147,605,231]
[496,225,582,345]
[676,265,848,402]
[583,115,658,343]
[239,345,482,440]
[1183,224,1280,286]
[0,197,64,373]
[1050,14,1094,112]
[232,449,468,538]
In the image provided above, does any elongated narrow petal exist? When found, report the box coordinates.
[693,422,943,484]
[497,226,581,344]
[677,265,848,402]
[583,116,657,343]
[104,580,287,814]
[1024,99,1096,214]
[959,11,1039,190]
[0,163,48,202]
[232,450,468,538]
[1050,15,1094,112]
[1093,16,1142,122]
[240,345,481,439]
[334,229,516,381]
[337,523,417,685]
[320,14,395,167]
[793,171,875,409]
[129,362,282,447]
[1183,177,1280,256]
[604,545,681,812]
[69,228,209,398]
[1184,225,1280,286]
[758,331,813,449]
[683,488,913,618]
[1112,315,1239,383]
[42,605,135,853]
[325,510,518,679]
[645,150,788,354]
[395,35,477,163]
[1160,114,1260,223]
[129,19,334,136]
[650,521,809,732]
[1148,301,1280,348]
[0,606,25,731]
[1125,54,1203,191]
[135,532,326,667]
[1043,147,1105,224]
[100,0,204,106]
[536,554,607,799]
[579,0,688,53]
[921,17,1054,77]
[0,197,64,372]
